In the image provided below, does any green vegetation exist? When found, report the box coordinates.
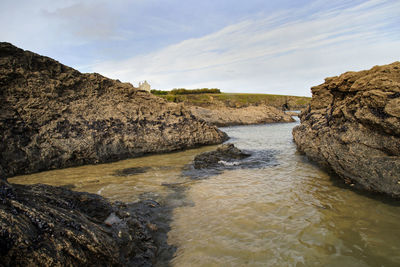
[151,88,221,95]
[170,88,221,95]
[150,89,169,95]
[152,90,310,109]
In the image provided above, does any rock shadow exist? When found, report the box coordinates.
[131,182,195,266]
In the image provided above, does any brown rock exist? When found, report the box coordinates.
[293,62,400,197]
[0,42,228,179]
[193,143,251,169]
[189,105,295,127]
[385,98,400,117]
[0,180,159,266]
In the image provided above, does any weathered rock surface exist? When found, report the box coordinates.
[0,42,227,178]
[293,62,400,197]
[193,143,250,169]
[0,180,161,266]
[284,111,300,117]
[189,105,295,127]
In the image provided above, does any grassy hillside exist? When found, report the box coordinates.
[156,92,310,109]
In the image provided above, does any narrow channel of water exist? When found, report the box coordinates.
[10,121,400,266]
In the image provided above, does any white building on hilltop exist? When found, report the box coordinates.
[138,80,151,92]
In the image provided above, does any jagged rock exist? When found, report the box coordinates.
[0,180,160,266]
[193,143,250,169]
[0,42,228,178]
[293,62,400,197]
[189,105,295,127]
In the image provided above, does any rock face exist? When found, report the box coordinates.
[0,180,161,266]
[193,143,250,169]
[189,105,294,127]
[293,62,400,197]
[0,42,227,178]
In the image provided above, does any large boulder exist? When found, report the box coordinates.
[293,62,400,197]
[193,143,250,169]
[0,42,227,178]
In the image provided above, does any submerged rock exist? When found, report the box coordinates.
[0,180,161,266]
[193,143,251,169]
[114,167,151,177]
[293,62,400,198]
[184,144,277,180]
[0,42,227,178]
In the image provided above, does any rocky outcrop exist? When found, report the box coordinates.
[0,180,164,266]
[293,62,400,197]
[189,105,294,127]
[193,143,250,169]
[0,42,227,178]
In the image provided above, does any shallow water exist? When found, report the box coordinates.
[10,121,400,266]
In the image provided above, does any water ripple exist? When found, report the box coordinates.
[9,122,400,266]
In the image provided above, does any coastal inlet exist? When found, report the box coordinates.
[10,120,400,266]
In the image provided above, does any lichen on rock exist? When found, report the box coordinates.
[293,62,400,197]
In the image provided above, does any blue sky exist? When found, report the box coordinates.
[1,0,399,96]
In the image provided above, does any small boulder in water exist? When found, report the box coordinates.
[193,143,250,169]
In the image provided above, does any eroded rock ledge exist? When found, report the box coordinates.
[293,62,400,197]
[0,42,227,178]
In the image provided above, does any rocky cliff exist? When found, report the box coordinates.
[293,62,400,197]
[0,42,227,179]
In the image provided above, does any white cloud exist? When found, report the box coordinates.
[93,0,400,96]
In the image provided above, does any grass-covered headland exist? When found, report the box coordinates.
[151,88,310,109]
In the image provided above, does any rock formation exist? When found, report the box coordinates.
[193,143,251,169]
[293,62,400,197]
[0,42,230,265]
[0,42,227,178]
[189,105,294,127]
[0,180,161,266]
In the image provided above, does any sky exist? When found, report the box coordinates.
[1,0,399,96]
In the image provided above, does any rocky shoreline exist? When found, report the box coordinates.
[0,180,174,266]
[5,41,399,265]
[0,42,294,266]
[0,42,228,265]
[189,105,295,127]
[293,62,400,198]
[0,42,227,179]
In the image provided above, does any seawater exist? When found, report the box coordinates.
[10,121,400,266]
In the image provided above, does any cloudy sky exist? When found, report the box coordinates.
[1,0,399,96]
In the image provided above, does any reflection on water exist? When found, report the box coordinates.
[10,122,400,266]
